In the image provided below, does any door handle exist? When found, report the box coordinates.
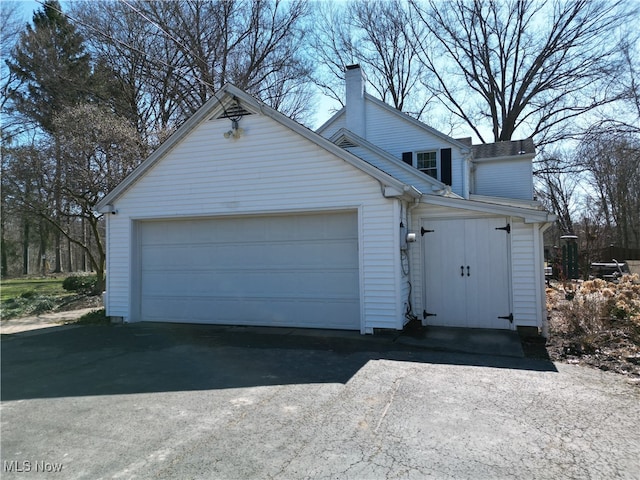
[467,266,470,276]
[460,266,464,276]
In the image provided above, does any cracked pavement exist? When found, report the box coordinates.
[1,323,639,479]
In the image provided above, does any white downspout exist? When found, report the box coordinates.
[462,152,472,199]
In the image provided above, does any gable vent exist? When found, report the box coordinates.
[335,137,358,148]
[216,103,252,119]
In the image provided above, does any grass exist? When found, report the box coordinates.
[1,277,69,301]
[1,277,75,319]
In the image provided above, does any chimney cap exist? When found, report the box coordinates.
[345,64,361,71]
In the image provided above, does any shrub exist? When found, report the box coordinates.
[73,309,109,325]
[552,274,640,339]
[32,297,55,314]
[62,275,98,294]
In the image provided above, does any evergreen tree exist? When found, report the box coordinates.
[7,0,92,134]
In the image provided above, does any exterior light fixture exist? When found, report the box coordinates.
[223,119,243,139]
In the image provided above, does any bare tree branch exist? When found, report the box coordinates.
[310,0,433,119]
[409,0,632,145]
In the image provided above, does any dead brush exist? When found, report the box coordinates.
[549,274,640,360]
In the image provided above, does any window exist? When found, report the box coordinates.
[417,151,438,179]
[401,148,452,186]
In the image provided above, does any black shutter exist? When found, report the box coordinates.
[402,151,413,166]
[441,148,452,185]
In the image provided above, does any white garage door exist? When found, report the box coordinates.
[137,211,360,330]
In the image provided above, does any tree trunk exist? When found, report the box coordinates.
[53,224,62,272]
[81,216,87,271]
[66,235,73,272]
[22,219,30,275]
[39,219,48,276]
[1,219,7,278]
[53,142,63,273]
[1,236,7,278]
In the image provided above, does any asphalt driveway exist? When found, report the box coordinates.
[1,323,639,479]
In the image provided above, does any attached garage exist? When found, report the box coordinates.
[136,211,360,330]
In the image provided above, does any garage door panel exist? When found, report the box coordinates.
[138,212,360,330]
[141,296,359,329]
[141,270,359,297]
[141,215,357,245]
[142,240,358,270]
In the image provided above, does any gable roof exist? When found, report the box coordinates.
[329,128,460,197]
[422,195,555,223]
[96,84,421,212]
[316,94,472,153]
[315,106,346,136]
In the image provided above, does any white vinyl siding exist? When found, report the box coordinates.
[106,113,403,332]
[342,145,437,194]
[511,219,542,327]
[103,215,128,316]
[363,101,466,196]
[316,111,346,139]
[318,99,468,197]
[473,159,533,200]
[399,201,412,325]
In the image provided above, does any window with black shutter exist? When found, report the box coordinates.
[403,148,453,185]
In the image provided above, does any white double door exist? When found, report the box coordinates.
[422,217,512,329]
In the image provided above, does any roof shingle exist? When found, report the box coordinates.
[472,138,535,159]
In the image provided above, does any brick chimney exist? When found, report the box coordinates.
[345,64,366,138]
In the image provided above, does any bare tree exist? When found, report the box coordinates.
[2,142,57,275]
[579,130,640,250]
[409,0,632,145]
[623,41,640,130]
[3,103,144,285]
[1,2,27,276]
[586,32,640,138]
[311,0,432,118]
[1,1,28,143]
[72,0,314,133]
[6,0,98,272]
[536,152,582,236]
[51,104,144,291]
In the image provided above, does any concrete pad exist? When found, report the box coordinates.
[138,322,524,358]
[397,326,525,358]
[2,308,524,360]
[0,308,99,335]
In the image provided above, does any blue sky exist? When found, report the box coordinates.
[7,0,40,22]
[4,0,340,128]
